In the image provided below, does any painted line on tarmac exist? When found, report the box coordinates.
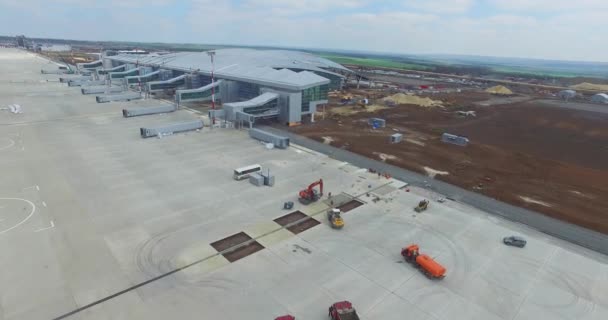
[0,111,120,127]
[0,198,36,235]
[0,138,16,151]
[34,220,54,232]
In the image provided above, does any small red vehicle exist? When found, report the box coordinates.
[328,301,360,320]
[275,316,295,320]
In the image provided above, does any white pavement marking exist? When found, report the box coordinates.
[0,198,36,235]
[42,201,47,207]
[23,185,40,191]
[34,220,54,232]
[0,137,16,151]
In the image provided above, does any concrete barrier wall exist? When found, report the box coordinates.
[60,76,91,83]
[96,92,141,103]
[123,105,176,118]
[82,86,123,95]
[249,128,289,149]
[69,79,106,87]
[140,120,204,138]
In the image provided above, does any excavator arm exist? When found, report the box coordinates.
[299,179,324,204]
[309,179,323,196]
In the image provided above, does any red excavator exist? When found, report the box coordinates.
[298,179,323,205]
[275,316,295,320]
[401,244,446,279]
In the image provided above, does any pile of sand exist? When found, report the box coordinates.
[569,82,608,91]
[485,85,513,95]
[423,167,449,178]
[373,152,397,162]
[519,195,552,207]
[321,136,334,144]
[382,93,442,107]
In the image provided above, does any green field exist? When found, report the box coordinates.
[489,66,587,78]
[318,52,606,79]
[319,54,432,71]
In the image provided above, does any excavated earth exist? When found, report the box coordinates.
[291,93,608,234]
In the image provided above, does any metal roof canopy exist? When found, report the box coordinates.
[148,74,188,92]
[176,80,223,102]
[224,92,279,109]
[105,49,350,91]
[124,70,161,84]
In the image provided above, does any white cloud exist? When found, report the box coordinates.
[0,0,174,9]
[406,0,475,14]
[490,0,608,11]
[1,0,607,61]
[243,0,367,14]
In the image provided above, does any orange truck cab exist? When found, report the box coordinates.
[401,244,446,279]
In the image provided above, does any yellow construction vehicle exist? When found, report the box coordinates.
[414,200,429,213]
[327,208,344,229]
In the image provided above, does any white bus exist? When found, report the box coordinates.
[233,164,262,180]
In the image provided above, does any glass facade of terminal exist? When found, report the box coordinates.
[318,73,343,90]
[110,69,139,79]
[126,72,160,84]
[149,78,186,91]
[301,84,329,112]
[179,86,220,101]
[238,82,260,100]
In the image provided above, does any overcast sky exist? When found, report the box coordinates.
[1,0,606,62]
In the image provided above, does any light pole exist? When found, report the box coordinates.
[207,50,216,125]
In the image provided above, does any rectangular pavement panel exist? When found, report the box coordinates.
[274,211,321,235]
[210,232,265,263]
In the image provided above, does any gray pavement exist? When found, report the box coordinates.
[1,48,607,320]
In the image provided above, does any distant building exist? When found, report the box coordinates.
[591,93,608,104]
[118,49,149,55]
[40,44,72,52]
[101,48,352,126]
[558,89,577,100]
[15,35,26,47]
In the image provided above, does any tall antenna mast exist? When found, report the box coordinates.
[207,50,216,125]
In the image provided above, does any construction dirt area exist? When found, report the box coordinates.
[291,89,608,234]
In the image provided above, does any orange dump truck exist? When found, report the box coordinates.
[401,244,446,279]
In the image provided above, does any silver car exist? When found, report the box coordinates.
[503,236,527,248]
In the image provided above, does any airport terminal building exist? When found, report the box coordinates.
[96,49,352,125]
